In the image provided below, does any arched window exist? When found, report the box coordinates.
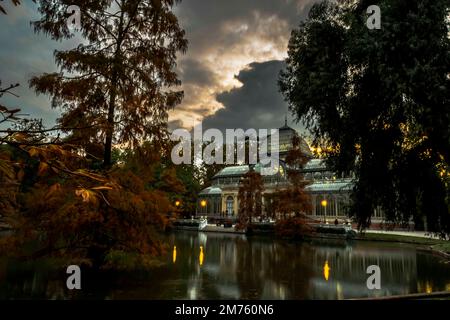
[226,196,234,216]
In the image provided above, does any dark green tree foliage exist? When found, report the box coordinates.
[280,0,450,233]
[30,0,187,168]
[163,140,202,217]
[173,163,202,216]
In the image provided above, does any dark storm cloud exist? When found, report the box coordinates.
[0,2,60,127]
[171,0,319,128]
[0,1,84,128]
[178,58,217,86]
[176,0,316,53]
[201,60,306,134]
[0,0,319,131]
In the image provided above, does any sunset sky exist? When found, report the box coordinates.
[0,0,319,135]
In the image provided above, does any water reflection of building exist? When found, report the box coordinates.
[308,243,418,299]
[199,234,423,299]
[169,233,450,300]
[196,120,384,224]
[178,232,303,299]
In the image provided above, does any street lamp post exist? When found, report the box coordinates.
[200,199,207,216]
[173,200,181,218]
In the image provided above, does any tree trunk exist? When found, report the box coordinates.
[103,93,115,168]
[103,10,125,168]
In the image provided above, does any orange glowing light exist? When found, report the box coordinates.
[199,246,204,266]
[172,246,177,264]
[324,260,330,281]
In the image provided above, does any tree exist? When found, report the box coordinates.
[198,140,227,188]
[280,0,450,234]
[273,135,313,238]
[157,139,201,218]
[0,1,190,268]
[0,130,185,268]
[172,163,202,217]
[276,135,312,218]
[236,166,264,230]
[30,0,187,168]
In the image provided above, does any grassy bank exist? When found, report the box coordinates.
[356,233,450,256]
[431,243,450,255]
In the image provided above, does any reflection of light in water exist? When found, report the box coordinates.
[216,284,241,299]
[198,232,207,246]
[188,286,198,299]
[336,282,344,300]
[323,260,330,281]
[173,246,177,264]
[426,281,433,293]
[262,280,287,299]
[199,246,204,266]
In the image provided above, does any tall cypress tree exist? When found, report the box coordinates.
[30,0,187,167]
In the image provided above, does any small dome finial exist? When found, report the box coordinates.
[284,114,287,127]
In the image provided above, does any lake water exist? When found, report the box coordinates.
[1,231,450,299]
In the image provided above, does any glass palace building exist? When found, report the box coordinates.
[196,120,386,224]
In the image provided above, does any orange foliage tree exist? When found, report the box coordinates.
[0,140,186,269]
[236,166,264,230]
[0,97,185,268]
[29,0,187,168]
[0,0,191,269]
[273,135,314,238]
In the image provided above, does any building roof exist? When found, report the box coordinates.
[278,115,294,131]
[210,121,324,179]
[199,186,223,196]
[305,180,353,193]
[213,165,250,178]
[279,124,295,131]
[303,159,327,171]
[212,163,269,178]
[276,119,313,157]
[297,139,313,158]
[200,178,354,195]
[212,158,325,179]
